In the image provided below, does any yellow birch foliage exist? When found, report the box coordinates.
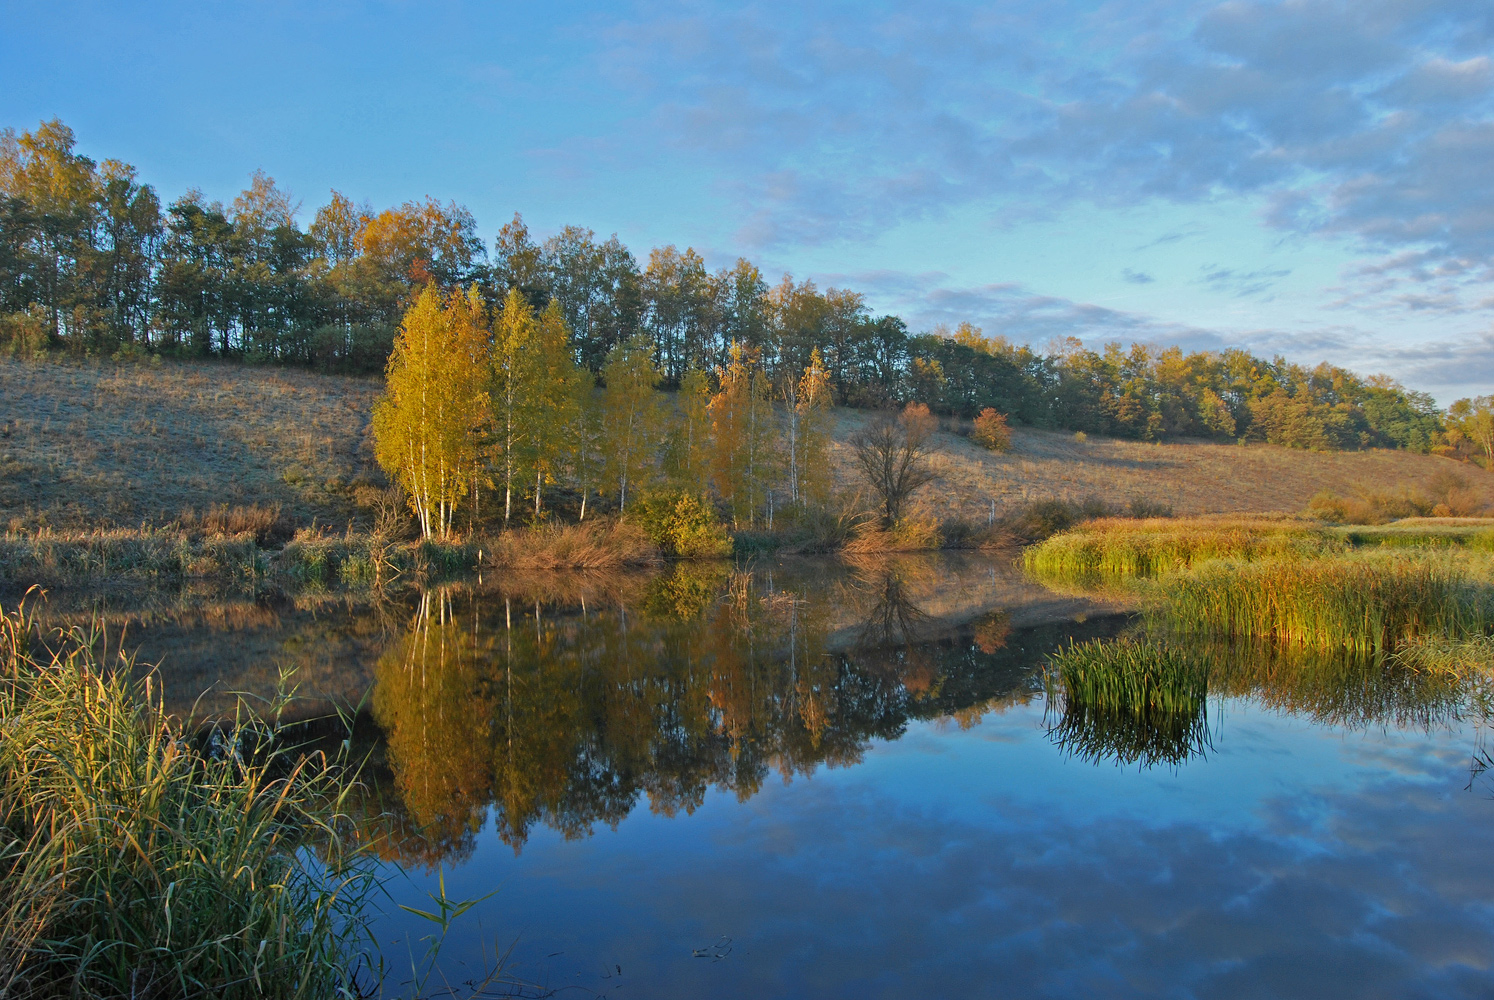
[670,367,714,496]
[525,301,583,517]
[792,348,834,509]
[710,342,776,527]
[491,288,540,522]
[601,335,663,511]
[373,285,489,538]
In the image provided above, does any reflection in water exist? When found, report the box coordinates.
[1047,698,1213,769]
[1043,630,1488,769]
[365,560,1124,864]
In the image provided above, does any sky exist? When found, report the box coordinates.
[2,0,1492,401]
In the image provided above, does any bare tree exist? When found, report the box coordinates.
[851,403,938,526]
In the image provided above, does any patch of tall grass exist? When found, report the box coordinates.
[483,519,660,569]
[1335,522,1494,551]
[1049,637,1208,717]
[1157,551,1492,655]
[1025,516,1334,584]
[0,601,378,998]
[1045,638,1210,768]
[0,528,263,589]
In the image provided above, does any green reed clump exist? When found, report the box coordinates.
[1157,551,1492,655]
[1046,638,1210,767]
[1024,516,1336,584]
[1049,637,1209,717]
[0,602,378,999]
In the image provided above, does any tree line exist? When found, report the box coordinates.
[374,285,834,539]
[1,118,1482,457]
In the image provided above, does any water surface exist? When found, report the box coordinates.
[30,554,1494,998]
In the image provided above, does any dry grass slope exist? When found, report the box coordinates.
[828,410,1494,523]
[4,357,1491,536]
[0,356,382,531]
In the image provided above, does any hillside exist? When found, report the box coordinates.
[2,355,1488,533]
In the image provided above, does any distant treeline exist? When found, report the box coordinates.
[0,119,1468,453]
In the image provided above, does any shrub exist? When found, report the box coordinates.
[634,490,733,558]
[970,408,1011,452]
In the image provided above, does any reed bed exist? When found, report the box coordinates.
[0,602,378,998]
[1049,637,1208,717]
[1336,523,1494,551]
[0,528,263,589]
[1024,516,1336,584]
[1156,551,1492,655]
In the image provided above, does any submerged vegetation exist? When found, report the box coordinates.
[0,601,377,998]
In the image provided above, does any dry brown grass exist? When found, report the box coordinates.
[483,520,661,569]
[0,356,381,532]
[828,409,1494,523]
[6,356,1489,542]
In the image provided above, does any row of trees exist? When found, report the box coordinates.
[373,286,835,538]
[0,118,1471,453]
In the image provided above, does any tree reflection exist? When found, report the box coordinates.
[365,562,1098,864]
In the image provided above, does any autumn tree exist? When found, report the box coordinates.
[784,348,833,510]
[373,285,490,538]
[666,366,714,497]
[1448,396,1494,465]
[601,334,663,511]
[852,402,939,527]
[524,301,584,517]
[710,342,777,527]
[491,288,540,523]
[971,407,1011,452]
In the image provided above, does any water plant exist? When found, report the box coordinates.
[1024,516,1336,584]
[1156,551,1492,655]
[1049,637,1208,717]
[1045,638,1210,767]
[0,599,379,998]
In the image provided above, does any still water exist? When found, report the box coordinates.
[42,554,1494,998]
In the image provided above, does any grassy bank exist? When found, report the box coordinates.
[0,603,378,997]
[0,527,264,589]
[1023,515,1335,583]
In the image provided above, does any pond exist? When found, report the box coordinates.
[24,553,1494,998]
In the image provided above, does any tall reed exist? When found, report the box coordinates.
[0,601,378,999]
[1156,552,1492,655]
[1024,516,1335,584]
[1046,638,1210,767]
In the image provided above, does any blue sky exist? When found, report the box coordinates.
[3,0,1492,400]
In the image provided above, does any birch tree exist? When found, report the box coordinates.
[601,335,662,511]
[372,285,489,538]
